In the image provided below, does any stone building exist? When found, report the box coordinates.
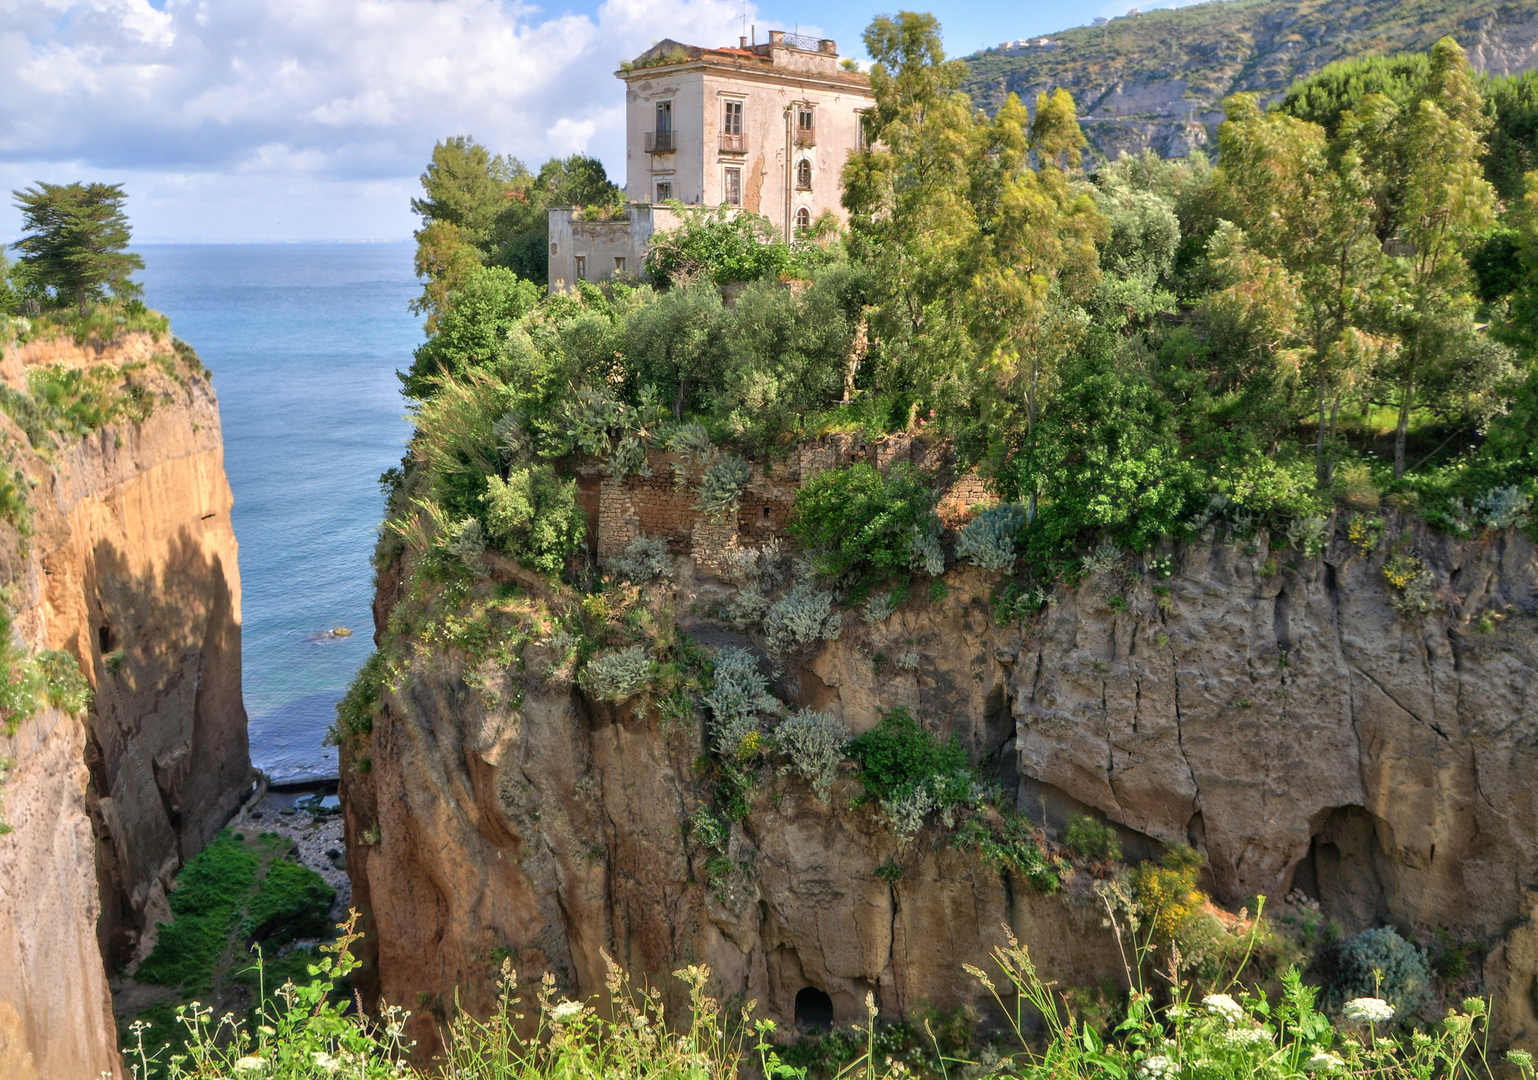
[548,31,873,289]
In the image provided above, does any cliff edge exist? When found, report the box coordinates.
[0,329,251,1079]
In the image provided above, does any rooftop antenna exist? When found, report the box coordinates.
[741,0,747,42]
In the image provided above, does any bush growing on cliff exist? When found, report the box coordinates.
[954,502,1026,571]
[770,708,848,800]
[1331,926,1432,1021]
[787,464,944,589]
[580,645,652,704]
[607,535,672,584]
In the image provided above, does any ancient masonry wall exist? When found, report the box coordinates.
[588,432,995,574]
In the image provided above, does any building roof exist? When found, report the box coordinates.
[619,32,870,88]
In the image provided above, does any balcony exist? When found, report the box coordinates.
[794,126,816,148]
[645,130,675,153]
[719,132,747,153]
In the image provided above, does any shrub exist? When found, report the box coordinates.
[1079,539,1123,577]
[1064,812,1122,861]
[695,454,751,520]
[847,707,970,805]
[1332,926,1431,1020]
[787,463,942,587]
[763,586,842,655]
[862,590,899,623]
[771,708,849,800]
[1130,844,1207,940]
[702,648,779,758]
[1473,485,1531,529]
[483,464,587,576]
[36,649,91,714]
[608,535,672,584]
[580,645,652,703]
[955,503,1026,570]
[1285,514,1328,556]
[332,651,384,742]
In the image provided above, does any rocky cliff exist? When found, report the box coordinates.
[343,442,1538,1055]
[961,0,1538,161]
[0,329,251,1079]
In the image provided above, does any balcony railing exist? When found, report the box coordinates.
[719,132,747,153]
[645,130,675,153]
[794,126,816,147]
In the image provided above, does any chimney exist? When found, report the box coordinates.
[740,36,747,48]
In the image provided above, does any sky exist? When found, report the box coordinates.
[0,0,1203,243]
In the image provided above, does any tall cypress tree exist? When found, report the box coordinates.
[11,182,144,317]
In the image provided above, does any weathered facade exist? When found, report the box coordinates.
[547,31,873,289]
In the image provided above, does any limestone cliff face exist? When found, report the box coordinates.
[345,462,1538,1051]
[0,330,251,1078]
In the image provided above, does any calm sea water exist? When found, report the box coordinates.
[137,243,419,783]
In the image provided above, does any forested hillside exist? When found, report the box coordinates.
[961,0,1538,160]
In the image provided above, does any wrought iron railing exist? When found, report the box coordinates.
[794,126,816,147]
[719,132,747,153]
[645,131,675,153]
[780,32,822,51]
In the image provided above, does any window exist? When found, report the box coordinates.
[723,100,743,135]
[724,167,742,207]
[795,106,815,146]
[655,181,672,201]
[655,100,673,133]
[614,256,626,274]
[796,159,812,190]
[795,207,811,233]
[574,255,587,281]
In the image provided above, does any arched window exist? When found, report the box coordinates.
[796,159,812,190]
[795,207,811,234]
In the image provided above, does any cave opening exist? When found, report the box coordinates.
[99,623,114,654]
[795,986,834,1031]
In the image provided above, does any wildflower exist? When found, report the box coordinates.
[1139,1054,1175,1079]
[1203,993,1244,1024]
[550,1000,584,1022]
[1412,1031,1433,1047]
[1507,1050,1534,1070]
[1305,1051,1345,1072]
[233,1058,266,1074]
[312,1051,341,1073]
[1342,997,1394,1024]
[1221,1027,1272,1049]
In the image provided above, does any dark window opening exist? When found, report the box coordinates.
[795,986,833,1030]
[98,624,113,654]
[656,100,673,134]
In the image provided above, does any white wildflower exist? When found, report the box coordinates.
[550,1000,585,1022]
[233,1058,267,1074]
[1221,1027,1272,1049]
[1305,1051,1345,1072]
[312,1051,341,1073]
[1138,1054,1175,1079]
[1203,993,1244,1023]
[1342,997,1394,1024]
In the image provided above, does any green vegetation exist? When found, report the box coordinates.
[409,137,622,326]
[1064,812,1123,861]
[643,206,835,285]
[959,0,1519,158]
[846,706,968,804]
[134,902,1517,1080]
[123,829,338,1076]
[786,465,943,590]
[10,181,143,317]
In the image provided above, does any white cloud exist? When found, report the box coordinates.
[0,0,755,239]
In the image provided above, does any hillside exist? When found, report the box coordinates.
[961,0,1538,160]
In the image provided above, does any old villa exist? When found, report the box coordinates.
[547,30,874,289]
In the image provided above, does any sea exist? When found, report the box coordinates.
[136,243,420,783]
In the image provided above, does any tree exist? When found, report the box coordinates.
[11,182,143,317]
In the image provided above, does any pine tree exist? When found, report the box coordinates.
[11,182,143,318]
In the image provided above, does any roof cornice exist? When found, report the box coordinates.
[616,59,873,96]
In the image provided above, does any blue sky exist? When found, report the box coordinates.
[0,0,1201,243]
